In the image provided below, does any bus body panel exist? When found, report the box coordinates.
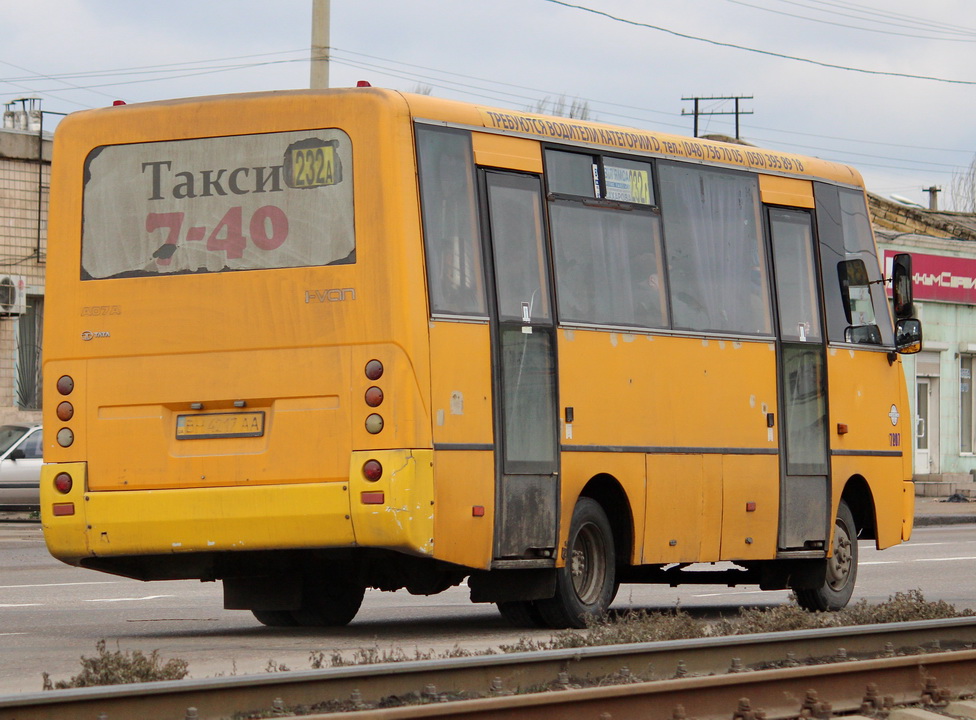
[826,348,913,549]
[431,449,495,569]
[557,330,778,451]
[644,453,722,564]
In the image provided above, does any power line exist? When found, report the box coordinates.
[726,0,976,42]
[541,0,976,86]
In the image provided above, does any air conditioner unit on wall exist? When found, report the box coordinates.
[0,276,28,316]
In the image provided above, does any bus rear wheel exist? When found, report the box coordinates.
[536,498,616,629]
[291,579,366,627]
[794,499,858,612]
[496,600,547,628]
[251,609,298,627]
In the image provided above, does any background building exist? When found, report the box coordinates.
[870,193,976,495]
[0,101,48,426]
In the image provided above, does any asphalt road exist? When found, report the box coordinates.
[2,521,975,695]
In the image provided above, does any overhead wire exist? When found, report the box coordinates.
[541,0,976,86]
[726,0,976,42]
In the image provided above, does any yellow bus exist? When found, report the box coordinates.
[41,87,921,628]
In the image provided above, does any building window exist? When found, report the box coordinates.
[15,296,42,410]
[962,355,974,454]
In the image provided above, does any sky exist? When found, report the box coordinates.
[1,0,974,210]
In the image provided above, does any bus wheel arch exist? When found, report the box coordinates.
[579,473,634,574]
[839,474,877,542]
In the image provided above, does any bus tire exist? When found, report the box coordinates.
[496,600,546,628]
[536,498,616,629]
[291,580,366,627]
[794,499,858,612]
[251,609,298,627]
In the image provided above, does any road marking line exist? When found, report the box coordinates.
[0,603,43,608]
[0,581,120,590]
[915,556,976,562]
[83,595,174,603]
[691,590,788,598]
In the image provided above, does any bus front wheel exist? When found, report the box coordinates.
[536,498,616,629]
[794,499,858,612]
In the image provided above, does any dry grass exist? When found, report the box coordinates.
[42,640,188,690]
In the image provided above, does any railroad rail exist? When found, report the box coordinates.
[4,616,976,720]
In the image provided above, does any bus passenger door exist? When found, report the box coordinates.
[768,208,831,551]
[482,171,560,561]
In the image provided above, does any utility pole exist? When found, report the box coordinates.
[310,0,331,89]
[681,95,753,139]
[923,185,942,211]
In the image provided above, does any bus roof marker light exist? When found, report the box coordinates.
[365,360,383,380]
[365,414,384,434]
[56,375,74,395]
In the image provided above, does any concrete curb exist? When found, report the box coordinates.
[915,514,976,527]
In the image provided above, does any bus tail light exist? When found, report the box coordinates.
[52,503,75,516]
[57,375,74,395]
[57,428,75,448]
[364,359,383,380]
[54,472,73,494]
[365,386,383,407]
[362,460,382,481]
[56,402,74,421]
[361,491,384,504]
[365,414,384,434]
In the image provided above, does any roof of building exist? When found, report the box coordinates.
[869,192,976,243]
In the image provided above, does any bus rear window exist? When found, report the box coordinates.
[81,129,355,279]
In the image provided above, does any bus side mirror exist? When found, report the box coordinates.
[891,253,914,319]
[895,317,922,354]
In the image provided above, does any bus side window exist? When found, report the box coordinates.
[815,184,893,346]
[838,259,882,344]
[658,163,772,336]
[416,126,488,317]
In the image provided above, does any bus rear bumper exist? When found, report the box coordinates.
[41,462,356,565]
[40,452,435,567]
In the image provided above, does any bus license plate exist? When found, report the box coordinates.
[175,411,265,440]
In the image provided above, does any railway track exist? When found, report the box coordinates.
[4,616,976,720]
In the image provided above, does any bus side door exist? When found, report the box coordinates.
[481,171,560,562]
[767,206,831,551]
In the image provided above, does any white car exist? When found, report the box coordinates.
[0,424,43,507]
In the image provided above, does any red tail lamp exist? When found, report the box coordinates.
[57,375,74,395]
[365,386,384,407]
[362,459,382,481]
[54,472,73,494]
[56,401,74,422]
[365,359,383,381]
